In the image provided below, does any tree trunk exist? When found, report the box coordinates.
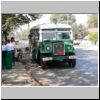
[3,30,8,43]
[5,34,8,42]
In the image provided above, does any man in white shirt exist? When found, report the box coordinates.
[5,40,14,51]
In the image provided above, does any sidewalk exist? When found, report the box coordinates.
[1,62,38,86]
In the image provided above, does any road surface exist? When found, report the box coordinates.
[30,46,98,86]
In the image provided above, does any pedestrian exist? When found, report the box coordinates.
[28,32,36,55]
[11,37,16,66]
[2,41,6,70]
[5,39,13,69]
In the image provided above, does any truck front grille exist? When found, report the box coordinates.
[53,42,65,55]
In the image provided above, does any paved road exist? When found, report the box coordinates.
[30,46,98,86]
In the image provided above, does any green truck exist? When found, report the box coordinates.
[29,23,76,69]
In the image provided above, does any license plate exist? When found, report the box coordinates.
[42,57,53,61]
[69,56,76,59]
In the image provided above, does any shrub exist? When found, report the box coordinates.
[88,32,98,44]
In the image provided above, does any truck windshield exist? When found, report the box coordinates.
[57,32,70,39]
[42,31,71,41]
[42,32,56,40]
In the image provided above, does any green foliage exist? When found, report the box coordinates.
[88,32,98,43]
[2,14,41,40]
[16,29,30,40]
[50,14,76,25]
[87,14,98,28]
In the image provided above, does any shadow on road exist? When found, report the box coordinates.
[30,47,98,86]
[45,61,75,69]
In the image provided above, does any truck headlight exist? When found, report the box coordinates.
[67,46,70,50]
[46,46,50,50]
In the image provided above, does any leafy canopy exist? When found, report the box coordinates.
[2,14,41,35]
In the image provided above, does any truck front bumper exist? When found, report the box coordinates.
[42,55,76,61]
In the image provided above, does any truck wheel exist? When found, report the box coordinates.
[68,59,76,68]
[41,60,48,69]
[39,56,48,69]
[32,55,36,62]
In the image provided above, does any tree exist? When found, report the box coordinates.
[2,14,41,41]
[87,14,98,28]
[78,24,88,39]
[72,23,78,39]
[50,14,76,25]
[16,29,30,40]
[88,32,98,44]
[72,23,88,39]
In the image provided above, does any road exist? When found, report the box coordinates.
[28,46,99,86]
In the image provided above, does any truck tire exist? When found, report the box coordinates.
[68,59,76,68]
[41,61,48,69]
[40,56,48,69]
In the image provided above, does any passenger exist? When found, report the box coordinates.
[11,37,16,66]
[2,41,6,69]
[5,39,13,69]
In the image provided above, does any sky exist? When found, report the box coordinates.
[73,14,87,25]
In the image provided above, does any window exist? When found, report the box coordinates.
[57,32,70,39]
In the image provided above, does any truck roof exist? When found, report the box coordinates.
[31,23,71,30]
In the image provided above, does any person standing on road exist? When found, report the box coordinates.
[5,39,13,69]
[2,41,6,69]
[11,37,16,66]
[28,32,35,56]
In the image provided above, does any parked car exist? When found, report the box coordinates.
[73,39,80,45]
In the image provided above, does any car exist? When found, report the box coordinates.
[73,40,80,45]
